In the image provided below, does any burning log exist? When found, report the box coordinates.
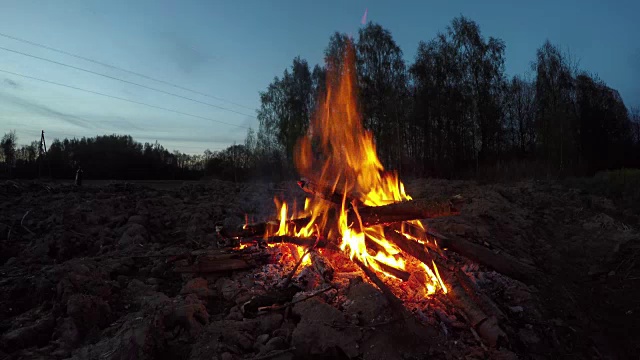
[356,196,462,227]
[428,230,543,285]
[219,197,460,240]
[282,247,313,288]
[371,259,411,281]
[364,234,390,255]
[267,235,329,248]
[387,222,442,254]
[297,178,360,207]
[383,227,435,267]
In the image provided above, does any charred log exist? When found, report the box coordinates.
[172,250,269,273]
[428,231,543,285]
[173,258,251,273]
[455,269,507,322]
[241,285,302,318]
[446,275,508,348]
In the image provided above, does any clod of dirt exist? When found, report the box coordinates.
[291,297,361,358]
[66,294,112,338]
[1,313,56,351]
[181,277,214,299]
[189,319,260,359]
[343,279,391,325]
[69,311,165,360]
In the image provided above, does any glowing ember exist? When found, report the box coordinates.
[267,41,446,295]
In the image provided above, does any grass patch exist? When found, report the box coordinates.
[564,168,640,214]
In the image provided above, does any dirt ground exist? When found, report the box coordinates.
[0,178,638,360]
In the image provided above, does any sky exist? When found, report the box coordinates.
[0,0,638,155]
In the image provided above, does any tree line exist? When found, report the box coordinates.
[2,15,639,181]
[254,16,640,179]
[0,132,259,181]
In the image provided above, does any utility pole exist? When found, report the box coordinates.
[233,141,238,186]
[38,130,51,179]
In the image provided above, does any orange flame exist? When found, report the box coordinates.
[270,41,445,295]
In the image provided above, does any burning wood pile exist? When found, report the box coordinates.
[180,43,542,356]
[209,179,521,349]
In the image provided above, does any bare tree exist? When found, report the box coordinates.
[1,131,17,177]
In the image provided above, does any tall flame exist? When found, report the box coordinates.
[272,41,445,295]
[294,44,410,207]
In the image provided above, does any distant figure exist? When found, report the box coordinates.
[75,166,83,186]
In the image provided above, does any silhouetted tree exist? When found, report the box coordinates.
[533,40,578,171]
[576,73,633,173]
[256,56,324,176]
[212,20,640,180]
[504,75,536,156]
[324,32,352,78]
[1,131,17,177]
[409,16,506,176]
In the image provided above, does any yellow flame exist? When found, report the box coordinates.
[276,201,288,236]
[296,247,311,266]
[432,260,448,294]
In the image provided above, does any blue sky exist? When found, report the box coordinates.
[1,0,638,154]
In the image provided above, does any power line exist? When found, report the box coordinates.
[0,68,251,130]
[0,46,256,119]
[0,31,256,111]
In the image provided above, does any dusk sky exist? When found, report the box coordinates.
[1,0,638,154]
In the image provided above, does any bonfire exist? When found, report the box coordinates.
[209,41,540,349]
[267,43,451,295]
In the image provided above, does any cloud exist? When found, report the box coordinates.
[0,92,95,129]
[3,78,20,89]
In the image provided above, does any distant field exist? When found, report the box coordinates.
[54,179,201,190]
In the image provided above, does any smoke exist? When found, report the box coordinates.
[361,8,368,25]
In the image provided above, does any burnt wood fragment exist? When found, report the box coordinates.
[310,249,335,281]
